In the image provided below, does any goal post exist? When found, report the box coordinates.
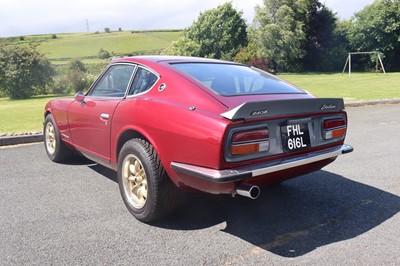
[342,51,386,76]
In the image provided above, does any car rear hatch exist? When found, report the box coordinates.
[221,97,349,164]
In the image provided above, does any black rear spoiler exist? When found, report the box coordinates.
[221,98,345,120]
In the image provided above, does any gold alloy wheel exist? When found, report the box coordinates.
[122,154,148,209]
[45,122,56,155]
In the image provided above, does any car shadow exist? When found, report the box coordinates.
[60,157,118,182]
[61,155,95,166]
[85,164,400,257]
[152,170,400,257]
[88,163,118,183]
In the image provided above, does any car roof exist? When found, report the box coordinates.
[112,55,243,65]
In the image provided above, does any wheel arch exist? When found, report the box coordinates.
[114,128,175,182]
[44,110,51,119]
[116,129,150,164]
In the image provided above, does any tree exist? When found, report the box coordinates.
[0,44,55,99]
[254,0,308,71]
[233,29,271,72]
[164,2,248,60]
[163,32,201,57]
[348,0,400,71]
[324,19,352,71]
[253,0,339,72]
[51,59,91,94]
[303,2,341,71]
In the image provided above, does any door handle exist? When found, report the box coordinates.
[100,113,109,120]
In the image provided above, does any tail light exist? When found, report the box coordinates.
[230,128,269,155]
[323,118,346,140]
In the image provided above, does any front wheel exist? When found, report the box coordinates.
[117,139,180,222]
[44,114,73,162]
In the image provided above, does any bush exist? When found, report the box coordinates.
[0,44,55,99]
[49,59,92,94]
[234,43,257,65]
[104,27,111,33]
[85,74,96,88]
[34,84,51,95]
[51,75,72,95]
[248,57,271,72]
[68,70,88,93]
[98,48,110,59]
[68,59,87,72]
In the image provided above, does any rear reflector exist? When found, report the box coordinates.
[230,128,269,155]
[231,141,269,155]
[323,118,346,140]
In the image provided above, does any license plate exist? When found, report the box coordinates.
[281,122,311,152]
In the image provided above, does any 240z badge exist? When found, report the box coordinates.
[251,109,268,116]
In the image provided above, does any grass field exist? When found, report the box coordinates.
[278,72,400,101]
[1,72,399,134]
[37,31,181,62]
[0,96,62,133]
[1,30,181,65]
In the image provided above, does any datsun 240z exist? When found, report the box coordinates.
[44,56,353,222]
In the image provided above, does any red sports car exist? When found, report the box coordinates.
[44,56,353,222]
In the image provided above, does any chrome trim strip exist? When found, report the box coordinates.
[171,144,353,183]
[125,65,161,98]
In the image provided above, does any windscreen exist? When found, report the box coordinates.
[170,63,303,96]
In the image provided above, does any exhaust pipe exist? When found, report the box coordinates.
[235,184,260,199]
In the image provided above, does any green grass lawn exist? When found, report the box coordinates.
[0,96,66,134]
[1,72,399,134]
[278,72,400,101]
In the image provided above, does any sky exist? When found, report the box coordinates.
[0,0,374,37]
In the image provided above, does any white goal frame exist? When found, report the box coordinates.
[342,51,386,76]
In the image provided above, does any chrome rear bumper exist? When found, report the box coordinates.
[171,144,353,183]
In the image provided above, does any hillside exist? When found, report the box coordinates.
[1,30,181,65]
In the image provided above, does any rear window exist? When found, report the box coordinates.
[170,63,303,96]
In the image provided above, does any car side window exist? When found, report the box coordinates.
[128,67,158,96]
[89,64,135,97]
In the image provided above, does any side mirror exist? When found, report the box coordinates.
[75,92,85,103]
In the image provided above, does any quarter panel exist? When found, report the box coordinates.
[45,98,74,142]
[110,96,230,184]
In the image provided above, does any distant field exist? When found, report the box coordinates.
[2,30,181,65]
[39,31,180,61]
[1,72,399,133]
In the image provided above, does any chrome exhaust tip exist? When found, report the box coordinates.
[236,184,260,199]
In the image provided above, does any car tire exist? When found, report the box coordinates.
[117,138,180,222]
[44,114,73,162]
